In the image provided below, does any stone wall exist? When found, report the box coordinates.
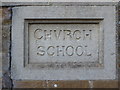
[2,7,12,88]
[0,2,120,89]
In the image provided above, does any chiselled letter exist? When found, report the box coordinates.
[54,30,62,40]
[85,45,92,56]
[66,46,74,56]
[34,29,43,39]
[37,46,45,56]
[76,46,83,56]
[44,30,52,40]
[73,30,81,40]
[57,46,65,56]
[63,30,72,40]
[83,30,92,40]
[47,46,55,56]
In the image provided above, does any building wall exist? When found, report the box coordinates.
[0,2,120,88]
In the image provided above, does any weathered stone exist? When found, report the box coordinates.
[13,80,46,88]
[0,1,119,89]
[26,19,102,66]
[0,8,2,80]
[2,7,11,25]
[0,52,2,76]
[13,80,89,88]
[0,78,1,89]
[2,25,11,53]
[2,7,12,88]
[93,80,118,88]
[0,29,2,52]
[47,80,89,88]
[1,2,118,7]
[12,5,117,80]
[0,7,2,89]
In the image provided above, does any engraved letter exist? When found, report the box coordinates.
[57,46,65,56]
[83,30,92,40]
[76,46,83,56]
[54,30,62,40]
[66,46,74,56]
[73,30,81,40]
[85,45,92,56]
[37,46,45,56]
[34,29,43,39]
[63,30,72,40]
[44,30,52,40]
[47,46,55,56]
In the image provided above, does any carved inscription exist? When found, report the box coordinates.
[35,29,92,56]
[28,24,99,64]
[34,29,92,40]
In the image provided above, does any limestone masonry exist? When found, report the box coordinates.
[11,6,117,80]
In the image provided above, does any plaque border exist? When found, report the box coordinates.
[24,18,104,69]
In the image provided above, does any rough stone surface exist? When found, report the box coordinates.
[93,80,118,88]
[0,43,1,76]
[13,80,119,88]
[0,8,2,80]
[1,2,118,7]
[0,7,2,89]
[118,3,120,88]
[2,7,12,88]
[0,2,119,89]
[47,80,89,88]
[12,5,116,80]
[13,80,89,88]
[0,77,1,89]
[13,80,46,88]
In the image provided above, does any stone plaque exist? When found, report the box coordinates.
[12,5,116,80]
[25,19,103,68]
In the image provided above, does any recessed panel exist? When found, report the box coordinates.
[12,6,116,80]
[25,19,103,68]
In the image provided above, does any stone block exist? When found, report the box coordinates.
[93,80,118,88]
[47,80,89,88]
[11,4,117,80]
[13,80,46,88]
